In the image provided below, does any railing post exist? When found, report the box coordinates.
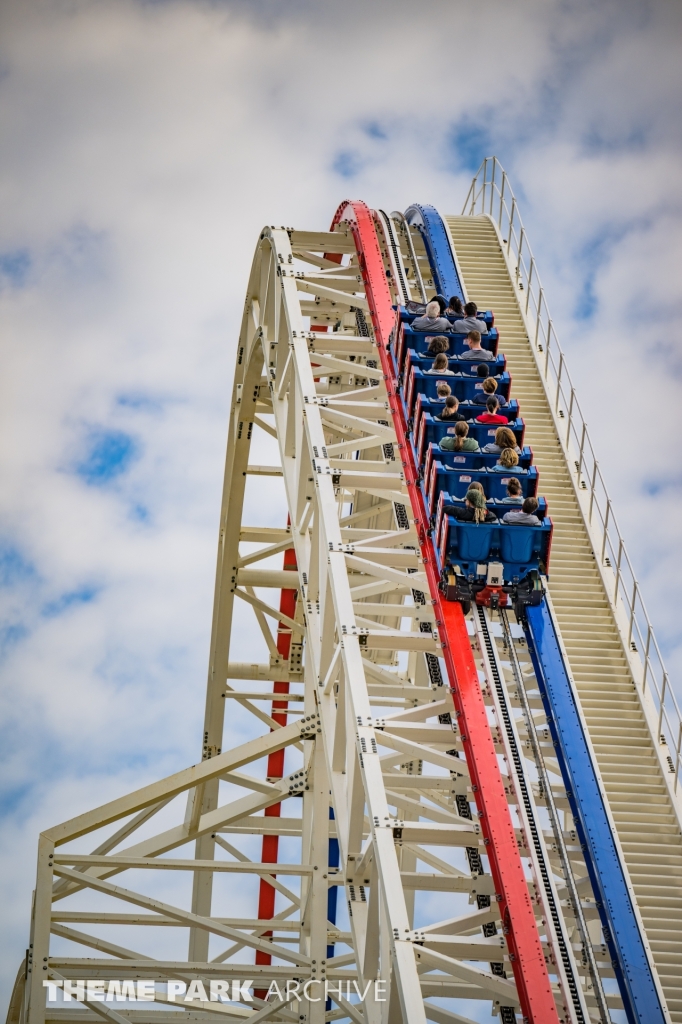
[627,581,638,647]
[482,157,488,213]
[613,538,624,605]
[600,497,610,559]
[498,173,506,228]
[577,421,587,482]
[657,674,668,743]
[517,229,525,283]
[507,199,515,254]
[566,388,575,446]
[642,625,652,693]
[544,320,553,376]
[589,464,602,528]
[462,177,475,216]
[489,157,496,215]
[525,258,534,312]
[675,721,682,792]
[534,288,544,347]
[555,353,564,411]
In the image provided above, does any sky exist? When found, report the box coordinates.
[1,0,682,1008]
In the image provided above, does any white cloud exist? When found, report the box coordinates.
[1,0,681,1004]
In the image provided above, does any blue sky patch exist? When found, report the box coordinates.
[362,121,387,140]
[332,150,364,178]
[0,542,36,588]
[448,119,493,172]
[572,220,641,322]
[117,392,164,413]
[42,585,100,618]
[0,248,31,287]
[0,781,34,819]
[75,428,140,486]
[0,622,28,660]
[130,503,150,523]
[581,123,648,157]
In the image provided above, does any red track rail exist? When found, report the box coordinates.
[331,200,559,1024]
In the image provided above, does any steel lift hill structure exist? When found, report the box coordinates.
[8,160,682,1024]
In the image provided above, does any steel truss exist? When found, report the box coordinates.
[8,209,629,1024]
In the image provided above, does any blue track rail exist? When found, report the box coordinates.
[404,203,464,302]
[525,600,666,1024]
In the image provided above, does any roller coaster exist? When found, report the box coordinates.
[8,158,682,1024]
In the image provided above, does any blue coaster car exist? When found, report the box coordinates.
[398,306,494,329]
[422,442,534,476]
[434,491,553,585]
[419,395,519,422]
[440,495,548,521]
[424,457,539,516]
[405,358,507,416]
[396,324,499,370]
[415,412,525,467]
[408,370,512,409]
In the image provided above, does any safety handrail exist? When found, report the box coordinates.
[462,157,682,794]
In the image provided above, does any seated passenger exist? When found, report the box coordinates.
[459,331,496,361]
[454,301,488,334]
[445,296,464,316]
[503,496,541,526]
[426,352,454,375]
[426,335,451,355]
[501,477,524,503]
[436,396,466,422]
[473,374,506,406]
[412,301,452,334]
[490,448,521,473]
[435,382,452,401]
[476,396,508,425]
[432,294,448,314]
[444,486,498,523]
[483,426,522,455]
[440,420,480,452]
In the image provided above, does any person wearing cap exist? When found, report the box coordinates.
[444,487,498,523]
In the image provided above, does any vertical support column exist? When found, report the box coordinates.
[26,834,54,1024]
[187,809,215,961]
